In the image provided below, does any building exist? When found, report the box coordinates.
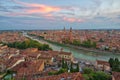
[58,51,74,62]
[69,27,73,42]
[96,60,111,72]
[38,54,53,66]
[13,60,44,79]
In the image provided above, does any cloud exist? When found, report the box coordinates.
[12,0,61,14]
[26,6,60,14]
[63,17,84,23]
[1,0,120,25]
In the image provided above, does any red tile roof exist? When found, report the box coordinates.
[97,60,110,66]
[37,72,84,80]
[12,60,44,77]
[112,72,120,80]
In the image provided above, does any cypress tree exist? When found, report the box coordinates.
[62,58,65,68]
[109,58,114,67]
[70,62,73,72]
[64,61,67,69]
[76,63,79,72]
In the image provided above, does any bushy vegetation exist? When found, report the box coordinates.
[62,58,79,73]
[3,70,16,80]
[70,62,79,73]
[72,40,81,46]
[80,39,96,48]
[48,58,79,76]
[48,68,67,76]
[83,68,111,80]
[109,58,120,72]
[4,39,52,51]
[64,39,96,48]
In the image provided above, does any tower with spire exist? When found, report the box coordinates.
[69,27,73,42]
[63,27,66,32]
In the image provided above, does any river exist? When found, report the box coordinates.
[23,32,120,62]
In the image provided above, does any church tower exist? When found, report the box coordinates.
[63,27,66,32]
[63,27,66,35]
[69,27,73,42]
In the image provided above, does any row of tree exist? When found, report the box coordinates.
[48,58,79,76]
[109,58,120,72]
[64,39,97,48]
[83,68,111,80]
[80,39,96,48]
[62,58,79,72]
[3,39,52,51]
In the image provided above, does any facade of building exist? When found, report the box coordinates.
[96,60,111,72]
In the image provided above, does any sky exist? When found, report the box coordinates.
[0,0,120,30]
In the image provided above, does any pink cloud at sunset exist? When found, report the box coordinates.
[27,5,60,14]
[1,0,120,29]
[12,0,61,14]
[63,17,84,23]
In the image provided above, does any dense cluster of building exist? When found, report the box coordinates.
[0,45,120,80]
[0,32,27,43]
[29,28,120,52]
[0,45,80,80]
[0,31,120,80]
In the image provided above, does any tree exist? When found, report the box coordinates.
[115,58,119,64]
[63,39,70,44]
[6,39,52,51]
[83,67,93,74]
[99,38,104,42]
[114,58,120,71]
[64,61,68,69]
[109,58,114,67]
[83,68,111,80]
[72,40,81,46]
[70,63,73,72]
[62,58,65,68]
[81,39,96,48]
[108,58,120,72]
[75,63,79,72]
[56,68,66,75]
[21,77,26,80]
[92,42,96,48]
[66,63,69,71]
[90,71,111,80]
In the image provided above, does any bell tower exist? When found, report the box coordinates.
[69,27,73,42]
[63,27,66,32]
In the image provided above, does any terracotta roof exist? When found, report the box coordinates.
[112,72,120,80]
[21,72,84,80]
[59,51,72,55]
[12,60,44,77]
[97,60,110,66]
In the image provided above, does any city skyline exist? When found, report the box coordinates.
[0,0,120,30]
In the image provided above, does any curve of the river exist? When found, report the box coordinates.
[24,33,120,61]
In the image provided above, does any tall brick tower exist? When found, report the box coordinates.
[63,27,66,32]
[69,27,73,42]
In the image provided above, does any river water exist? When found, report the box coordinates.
[24,33,120,61]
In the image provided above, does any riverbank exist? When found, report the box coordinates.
[66,44,120,54]
[28,34,120,55]
[25,33,120,61]
[39,38,120,55]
